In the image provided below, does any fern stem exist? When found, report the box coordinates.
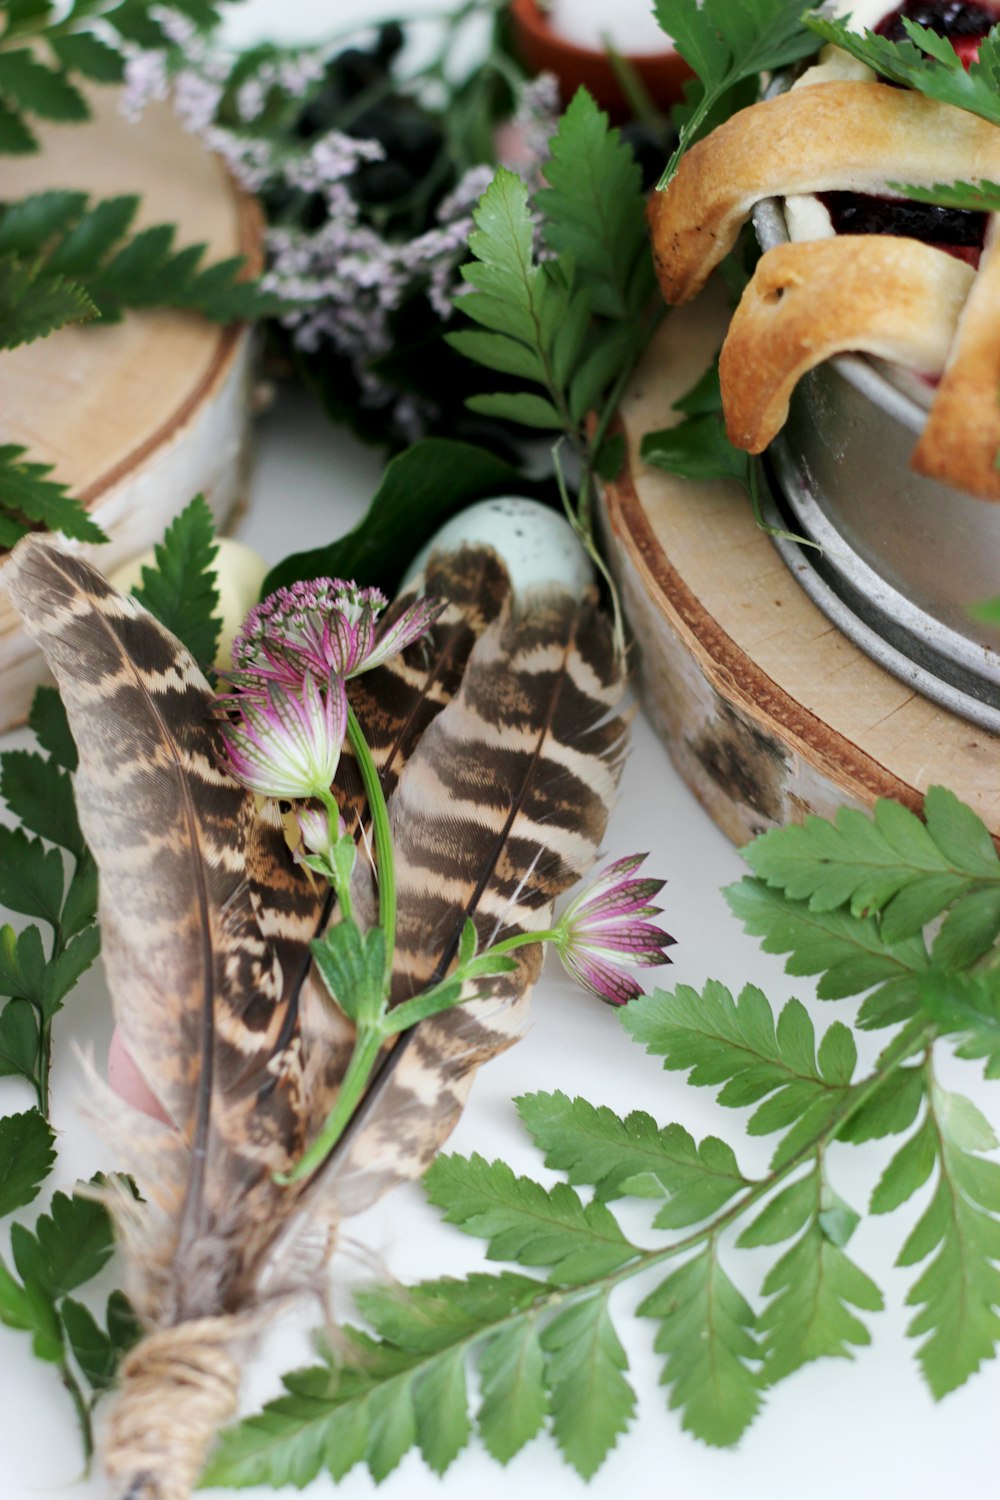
[474,1023,935,1327]
[60,1361,94,1470]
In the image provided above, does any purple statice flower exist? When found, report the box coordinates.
[220,673,347,801]
[554,854,674,1006]
[172,66,225,134]
[151,6,198,48]
[231,578,444,694]
[289,131,386,196]
[120,50,170,121]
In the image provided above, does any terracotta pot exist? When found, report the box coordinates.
[508,0,692,118]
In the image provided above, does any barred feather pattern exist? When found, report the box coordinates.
[5,545,325,1323]
[321,586,629,1216]
[7,536,628,1499]
[294,547,516,1146]
[335,546,512,827]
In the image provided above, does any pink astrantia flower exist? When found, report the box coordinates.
[554,853,674,1006]
[231,577,443,694]
[220,673,347,801]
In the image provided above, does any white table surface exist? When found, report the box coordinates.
[3,4,999,1497]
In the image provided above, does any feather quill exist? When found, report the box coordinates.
[7,534,627,1500]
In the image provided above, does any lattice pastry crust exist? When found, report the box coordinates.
[647,80,1000,498]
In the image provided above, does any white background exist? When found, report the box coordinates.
[2,3,999,1498]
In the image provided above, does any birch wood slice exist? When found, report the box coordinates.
[0,89,261,729]
[600,282,1000,845]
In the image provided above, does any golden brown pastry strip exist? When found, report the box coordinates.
[648,82,1000,305]
[914,225,1000,500]
[719,237,974,454]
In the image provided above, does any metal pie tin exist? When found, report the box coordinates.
[751,193,1000,734]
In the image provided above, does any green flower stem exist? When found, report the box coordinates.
[319,788,352,924]
[485,928,561,959]
[275,1026,385,1186]
[346,704,396,984]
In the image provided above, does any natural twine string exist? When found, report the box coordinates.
[103,1319,241,1500]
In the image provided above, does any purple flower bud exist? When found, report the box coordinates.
[296,803,342,860]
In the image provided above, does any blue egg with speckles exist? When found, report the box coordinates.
[404,497,594,601]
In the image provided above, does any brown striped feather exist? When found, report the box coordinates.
[314,584,629,1215]
[5,538,323,1320]
[6,535,626,1497]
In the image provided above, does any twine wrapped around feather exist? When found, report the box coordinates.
[7,536,628,1499]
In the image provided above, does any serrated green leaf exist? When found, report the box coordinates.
[639,1244,761,1446]
[477,1317,547,1462]
[19,1275,62,1363]
[0,998,38,1083]
[0,190,85,253]
[424,1154,638,1284]
[0,184,285,334]
[203,1273,544,1488]
[0,1253,33,1331]
[131,494,221,665]
[0,48,88,121]
[42,924,100,1019]
[551,287,593,390]
[0,748,83,855]
[0,444,106,543]
[46,193,136,275]
[0,251,96,349]
[50,32,125,83]
[887,178,1000,214]
[61,1296,118,1390]
[106,1289,142,1355]
[641,412,750,487]
[741,796,980,932]
[0,1110,55,1215]
[738,1171,816,1248]
[899,1083,1000,1396]
[0,827,63,924]
[759,1220,883,1383]
[871,1113,937,1214]
[444,328,546,382]
[537,88,651,320]
[0,99,36,152]
[656,0,823,184]
[29,686,76,771]
[837,1063,925,1143]
[932,888,1000,969]
[60,851,98,939]
[0,924,45,1006]
[725,876,929,1005]
[465,391,564,430]
[568,321,642,423]
[919,969,1000,1076]
[13,1186,114,1296]
[805,15,1000,130]
[622,984,851,1142]
[515,1090,750,1217]
[542,1293,635,1477]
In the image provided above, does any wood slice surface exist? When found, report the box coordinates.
[0,88,261,727]
[600,282,1000,845]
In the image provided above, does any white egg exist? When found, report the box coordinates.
[109,536,268,669]
[404,497,594,601]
